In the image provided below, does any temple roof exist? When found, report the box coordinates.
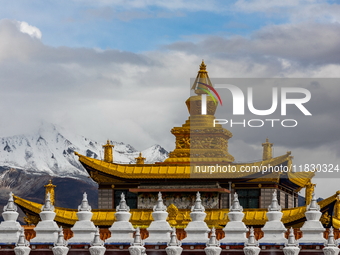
[14,192,338,228]
[75,151,314,189]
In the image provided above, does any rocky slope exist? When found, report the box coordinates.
[0,123,168,211]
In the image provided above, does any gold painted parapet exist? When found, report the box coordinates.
[14,192,339,229]
[76,151,306,182]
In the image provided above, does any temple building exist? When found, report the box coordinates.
[13,61,339,229]
[75,61,313,211]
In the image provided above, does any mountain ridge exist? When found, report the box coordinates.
[0,122,169,178]
[0,123,169,213]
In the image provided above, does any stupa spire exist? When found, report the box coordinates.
[191,60,213,95]
[283,227,300,254]
[133,227,143,246]
[245,227,258,247]
[153,192,167,211]
[307,193,320,211]
[55,226,67,246]
[286,227,298,246]
[41,192,54,211]
[129,227,146,255]
[78,192,91,211]
[192,191,205,212]
[268,190,281,211]
[4,192,17,212]
[168,227,180,246]
[323,226,339,254]
[91,227,103,246]
[230,192,243,212]
[16,228,29,247]
[207,227,219,247]
[326,227,336,246]
[116,192,130,212]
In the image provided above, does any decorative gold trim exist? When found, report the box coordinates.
[14,192,339,228]
[76,152,304,182]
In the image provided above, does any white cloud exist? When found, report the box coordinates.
[166,22,340,68]
[234,0,340,24]
[0,19,339,196]
[74,0,224,12]
[235,0,305,12]
[17,21,42,39]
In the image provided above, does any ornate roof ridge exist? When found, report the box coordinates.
[75,151,294,180]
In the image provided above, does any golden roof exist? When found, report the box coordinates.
[75,151,314,188]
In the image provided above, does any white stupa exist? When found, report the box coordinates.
[0,192,22,244]
[219,192,248,244]
[181,192,210,244]
[144,192,172,244]
[67,192,97,244]
[105,192,135,244]
[30,192,59,244]
[298,193,326,244]
[259,190,287,245]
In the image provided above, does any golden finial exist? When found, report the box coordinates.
[199,60,206,71]
[135,152,146,164]
[191,60,212,94]
[305,181,316,205]
[262,138,273,161]
[44,179,56,205]
[103,140,114,163]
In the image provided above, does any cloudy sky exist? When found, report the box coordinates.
[1,0,340,198]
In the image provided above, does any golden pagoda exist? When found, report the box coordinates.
[14,61,340,229]
[166,60,234,163]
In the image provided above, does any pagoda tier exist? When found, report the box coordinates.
[165,61,234,163]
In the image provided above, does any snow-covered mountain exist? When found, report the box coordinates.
[0,122,169,178]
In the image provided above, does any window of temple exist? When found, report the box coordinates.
[237,189,260,208]
[98,189,113,209]
[220,193,229,209]
[285,193,289,208]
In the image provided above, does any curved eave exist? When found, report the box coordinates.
[14,195,116,227]
[14,192,338,228]
[287,171,315,188]
[76,152,297,181]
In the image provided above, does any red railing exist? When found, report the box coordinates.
[22,226,339,241]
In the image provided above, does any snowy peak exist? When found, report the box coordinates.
[141,144,169,163]
[0,123,168,177]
